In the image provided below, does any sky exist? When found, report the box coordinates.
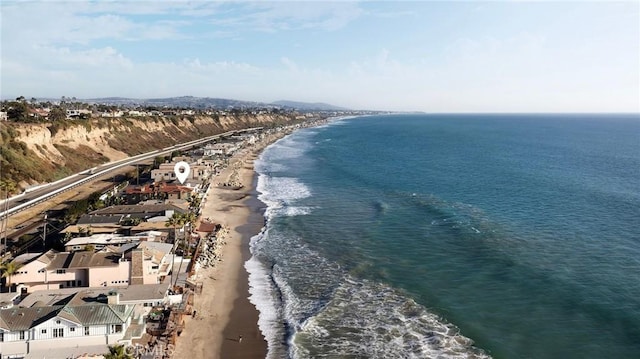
[1,1,638,113]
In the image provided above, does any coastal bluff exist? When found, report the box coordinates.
[0,112,304,192]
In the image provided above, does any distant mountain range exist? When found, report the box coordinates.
[75,96,350,111]
[83,96,262,109]
[271,100,348,111]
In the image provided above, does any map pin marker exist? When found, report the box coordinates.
[174,161,190,184]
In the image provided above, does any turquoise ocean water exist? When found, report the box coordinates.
[246,114,640,358]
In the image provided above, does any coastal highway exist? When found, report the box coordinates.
[0,128,262,219]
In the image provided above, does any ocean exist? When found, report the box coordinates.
[246,114,640,359]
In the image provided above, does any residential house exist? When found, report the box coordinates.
[127,110,146,117]
[135,242,174,283]
[0,293,20,310]
[0,294,138,358]
[18,283,170,317]
[60,224,121,237]
[124,183,196,203]
[89,204,186,220]
[77,214,124,226]
[203,142,239,157]
[10,242,174,293]
[28,108,50,120]
[100,110,124,118]
[63,232,162,252]
[10,250,130,293]
[150,161,210,184]
[129,222,174,238]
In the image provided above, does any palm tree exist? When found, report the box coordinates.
[173,211,197,287]
[188,195,202,212]
[0,261,21,292]
[104,344,133,359]
[165,213,185,288]
[183,212,197,233]
[0,178,17,257]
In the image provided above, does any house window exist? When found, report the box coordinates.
[112,324,123,333]
[41,329,47,334]
[70,327,75,332]
[85,326,90,336]
[0,332,4,342]
[19,330,25,340]
[53,328,64,338]
[56,320,61,324]
[56,269,66,274]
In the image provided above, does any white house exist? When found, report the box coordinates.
[18,284,170,319]
[0,299,136,358]
[64,233,161,252]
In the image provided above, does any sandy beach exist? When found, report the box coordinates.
[172,132,284,359]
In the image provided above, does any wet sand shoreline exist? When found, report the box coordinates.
[172,133,283,359]
[173,120,329,359]
[220,190,268,358]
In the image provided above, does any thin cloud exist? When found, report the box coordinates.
[210,2,364,33]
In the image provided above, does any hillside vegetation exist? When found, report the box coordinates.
[0,112,303,196]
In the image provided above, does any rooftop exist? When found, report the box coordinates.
[90,203,186,216]
[77,214,124,225]
[43,251,121,269]
[0,303,133,331]
[18,283,170,308]
[65,233,158,248]
[60,224,121,235]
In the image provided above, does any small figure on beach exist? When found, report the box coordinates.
[238,335,243,343]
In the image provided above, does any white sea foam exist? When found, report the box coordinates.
[290,277,491,359]
[281,206,312,217]
[245,230,288,358]
[248,139,317,357]
[248,191,490,359]
[255,133,310,174]
[256,174,312,221]
[259,132,312,163]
